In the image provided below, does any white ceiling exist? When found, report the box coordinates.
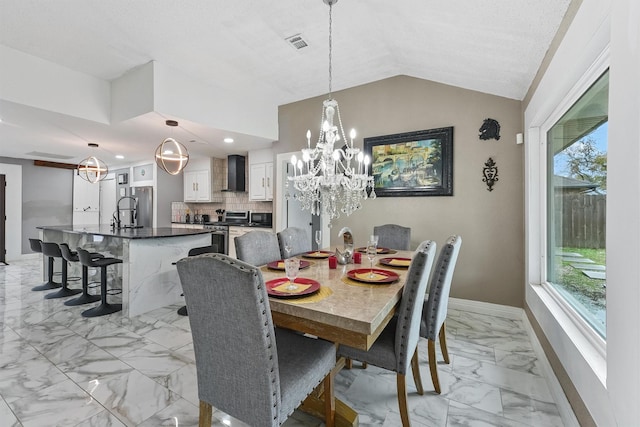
[0,0,572,168]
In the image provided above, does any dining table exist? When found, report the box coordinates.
[260,248,414,427]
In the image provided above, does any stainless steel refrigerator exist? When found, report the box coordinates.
[131,186,153,228]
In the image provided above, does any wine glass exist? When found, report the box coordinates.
[366,241,377,278]
[284,235,293,259]
[314,230,322,254]
[370,234,379,247]
[284,258,299,291]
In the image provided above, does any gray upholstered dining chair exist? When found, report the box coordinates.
[420,235,462,394]
[176,253,336,427]
[374,224,412,250]
[235,230,282,266]
[277,227,311,258]
[337,240,437,427]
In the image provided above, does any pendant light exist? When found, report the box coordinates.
[77,143,108,183]
[155,119,189,175]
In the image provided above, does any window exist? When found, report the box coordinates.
[546,70,608,338]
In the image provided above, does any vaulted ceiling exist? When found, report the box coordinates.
[0,0,572,167]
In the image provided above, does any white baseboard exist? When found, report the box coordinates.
[450,298,580,427]
[449,297,523,319]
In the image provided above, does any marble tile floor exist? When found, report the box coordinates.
[0,258,573,426]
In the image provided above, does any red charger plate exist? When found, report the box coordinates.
[267,260,311,270]
[301,250,334,259]
[346,268,400,284]
[355,247,392,254]
[266,277,321,298]
[378,257,412,268]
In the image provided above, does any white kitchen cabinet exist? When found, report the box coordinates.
[183,157,221,202]
[184,170,210,202]
[249,163,273,201]
[265,162,273,200]
[248,148,274,201]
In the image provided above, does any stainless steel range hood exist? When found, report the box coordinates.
[222,155,245,192]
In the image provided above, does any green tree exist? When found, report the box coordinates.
[564,137,607,190]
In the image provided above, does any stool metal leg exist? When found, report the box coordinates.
[81,265,122,317]
[45,260,81,299]
[32,256,62,291]
[65,265,100,306]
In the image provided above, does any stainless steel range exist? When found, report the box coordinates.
[204,223,229,254]
[203,211,250,255]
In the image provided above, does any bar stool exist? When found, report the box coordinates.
[60,243,103,306]
[30,238,62,291]
[41,242,82,299]
[77,248,123,317]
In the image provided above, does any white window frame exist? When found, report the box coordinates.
[526,47,609,382]
[539,57,610,357]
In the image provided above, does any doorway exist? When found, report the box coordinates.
[275,152,329,249]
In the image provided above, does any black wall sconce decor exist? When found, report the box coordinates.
[479,118,501,141]
[482,157,499,191]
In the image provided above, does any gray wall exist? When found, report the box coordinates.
[277,75,525,308]
[0,156,73,254]
[156,168,183,227]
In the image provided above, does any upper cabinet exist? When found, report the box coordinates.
[249,163,273,201]
[248,148,274,201]
[183,157,222,203]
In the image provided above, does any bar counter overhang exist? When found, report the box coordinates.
[37,225,212,317]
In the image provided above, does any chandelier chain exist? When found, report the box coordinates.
[328,2,333,98]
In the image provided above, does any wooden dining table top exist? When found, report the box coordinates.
[261,249,413,350]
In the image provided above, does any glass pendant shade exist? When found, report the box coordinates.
[78,156,108,183]
[155,137,189,175]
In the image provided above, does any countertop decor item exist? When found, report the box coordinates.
[155,119,189,175]
[286,0,375,224]
[78,143,108,184]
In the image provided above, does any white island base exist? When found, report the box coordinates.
[39,226,212,318]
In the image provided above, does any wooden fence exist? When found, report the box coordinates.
[554,193,606,249]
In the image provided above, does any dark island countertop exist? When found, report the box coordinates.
[171,221,272,228]
[37,225,213,240]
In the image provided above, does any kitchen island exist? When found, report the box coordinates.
[37,225,213,317]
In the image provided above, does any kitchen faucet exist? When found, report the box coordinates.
[114,196,138,229]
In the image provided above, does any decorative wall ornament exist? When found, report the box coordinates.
[479,118,501,141]
[482,157,498,191]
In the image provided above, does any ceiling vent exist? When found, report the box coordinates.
[285,34,308,50]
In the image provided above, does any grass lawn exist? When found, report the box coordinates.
[553,247,606,309]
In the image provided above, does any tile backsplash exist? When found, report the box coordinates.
[171,195,272,222]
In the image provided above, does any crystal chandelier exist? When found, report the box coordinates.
[287,0,375,222]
